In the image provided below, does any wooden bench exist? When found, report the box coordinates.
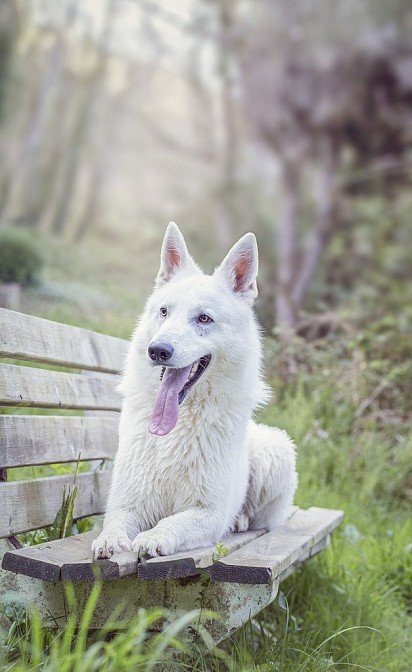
[0,307,344,643]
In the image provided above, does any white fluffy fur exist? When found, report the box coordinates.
[92,223,298,559]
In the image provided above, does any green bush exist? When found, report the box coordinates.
[0,227,44,286]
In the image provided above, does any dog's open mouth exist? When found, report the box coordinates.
[149,355,211,437]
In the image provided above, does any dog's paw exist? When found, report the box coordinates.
[131,530,177,557]
[234,512,249,532]
[91,530,132,559]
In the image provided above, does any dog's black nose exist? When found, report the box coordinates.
[148,342,174,364]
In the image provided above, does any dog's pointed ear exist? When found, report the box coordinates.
[217,233,258,303]
[156,222,198,287]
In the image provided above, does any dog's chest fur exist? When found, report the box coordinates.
[116,386,251,530]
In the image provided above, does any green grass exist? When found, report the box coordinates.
[245,378,411,672]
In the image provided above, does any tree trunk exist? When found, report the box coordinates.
[292,136,338,310]
[74,64,132,242]
[275,157,300,329]
[47,0,116,236]
[214,0,238,251]
[5,37,64,225]
[1,2,76,227]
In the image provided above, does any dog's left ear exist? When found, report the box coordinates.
[156,222,199,287]
[217,233,258,304]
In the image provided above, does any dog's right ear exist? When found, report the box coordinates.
[216,232,259,304]
[156,222,199,287]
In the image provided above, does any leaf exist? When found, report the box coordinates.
[48,484,78,541]
[47,456,80,541]
[212,540,230,562]
[277,591,288,611]
[61,484,77,539]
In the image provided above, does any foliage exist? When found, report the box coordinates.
[0,227,44,286]
[48,484,78,542]
[213,541,230,562]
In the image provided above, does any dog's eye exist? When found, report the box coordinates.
[198,314,213,324]
[160,307,168,317]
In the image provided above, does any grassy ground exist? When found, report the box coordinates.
[1,230,411,671]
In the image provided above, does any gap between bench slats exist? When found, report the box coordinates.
[0,415,119,468]
[0,308,128,373]
[0,470,110,537]
[0,363,121,410]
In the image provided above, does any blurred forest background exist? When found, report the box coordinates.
[0,0,411,337]
[0,1,411,671]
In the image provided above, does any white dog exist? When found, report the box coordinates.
[92,223,297,559]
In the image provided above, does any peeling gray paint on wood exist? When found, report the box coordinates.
[0,564,281,645]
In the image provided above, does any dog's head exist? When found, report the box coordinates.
[144,222,259,436]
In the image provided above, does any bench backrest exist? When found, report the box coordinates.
[0,308,128,539]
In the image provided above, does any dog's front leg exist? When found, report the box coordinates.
[131,507,223,557]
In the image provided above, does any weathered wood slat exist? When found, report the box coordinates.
[1,528,267,581]
[0,471,110,537]
[0,364,121,410]
[135,529,267,581]
[277,535,331,582]
[209,507,344,584]
[2,532,100,581]
[0,415,119,468]
[0,308,128,373]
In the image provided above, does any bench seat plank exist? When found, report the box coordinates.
[1,507,343,583]
[209,507,344,584]
[0,415,119,468]
[0,308,128,373]
[1,529,266,581]
[0,364,121,410]
[0,471,110,536]
[2,531,98,581]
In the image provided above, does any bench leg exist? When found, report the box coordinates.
[197,576,280,645]
[1,565,280,650]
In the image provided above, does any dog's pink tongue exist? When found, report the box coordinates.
[149,365,192,436]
